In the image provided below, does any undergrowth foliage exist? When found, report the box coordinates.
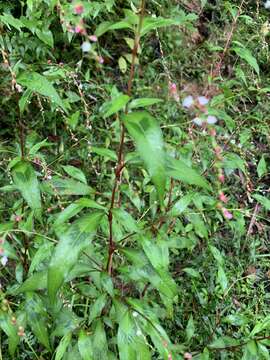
[0,0,270,359]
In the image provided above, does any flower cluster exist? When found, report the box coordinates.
[57,1,103,64]
[182,95,217,126]
[210,130,233,220]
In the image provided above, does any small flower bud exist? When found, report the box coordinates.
[89,35,98,42]
[184,353,193,359]
[222,207,233,220]
[219,192,228,203]
[15,215,22,222]
[74,3,84,15]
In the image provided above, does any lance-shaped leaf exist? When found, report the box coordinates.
[12,160,41,216]
[78,330,94,360]
[0,311,20,356]
[123,112,166,205]
[17,71,66,111]
[25,293,51,351]
[166,156,210,190]
[48,211,104,303]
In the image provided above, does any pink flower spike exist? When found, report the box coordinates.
[74,3,84,15]
[222,208,233,220]
[182,95,194,108]
[219,192,228,203]
[197,96,209,106]
[89,35,98,42]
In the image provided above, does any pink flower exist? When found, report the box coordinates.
[184,353,193,359]
[74,3,84,15]
[219,192,228,203]
[89,35,98,42]
[168,354,173,360]
[222,208,233,220]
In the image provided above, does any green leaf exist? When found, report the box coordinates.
[95,21,133,37]
[141,17,179,36]
[209,336,240,349]
[186,314,195,341]
[217,265,228,292]
[117,311,137,360]
[183,267,201,279]
[53,198,106,228]
[92,320,109,359]
[128,98,163,109]
[0,311,20,356]
[67,111,80,130]
[17,72,66,111]
[223,153,246,173]
[12,271,47,294]
[48,212,104,303]
[62,165,87,184]
[25,293,51,351]
[55,332,72,360]
[78,330,94,360]
[12,160,41,216]
[0,14,24,30]
[118,56,127,73]
[166,157,210,190]
[19,88,32,114]
[253,194,270,211]
[36,29,54,47]
[250,316,270,337]
[102,94,130,118]
[123,111,166,205]
[29,242,54,273]
[170,193,194,216]
[257,156,267,178]
[258,343,270,360]
[91,147,117,161]
[233,47,260,75]
[89,294,107,324]
[42,177,94,196]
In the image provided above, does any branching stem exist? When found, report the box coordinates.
[107,0,146,275]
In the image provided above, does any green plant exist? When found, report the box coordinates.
[0,1,270,359]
